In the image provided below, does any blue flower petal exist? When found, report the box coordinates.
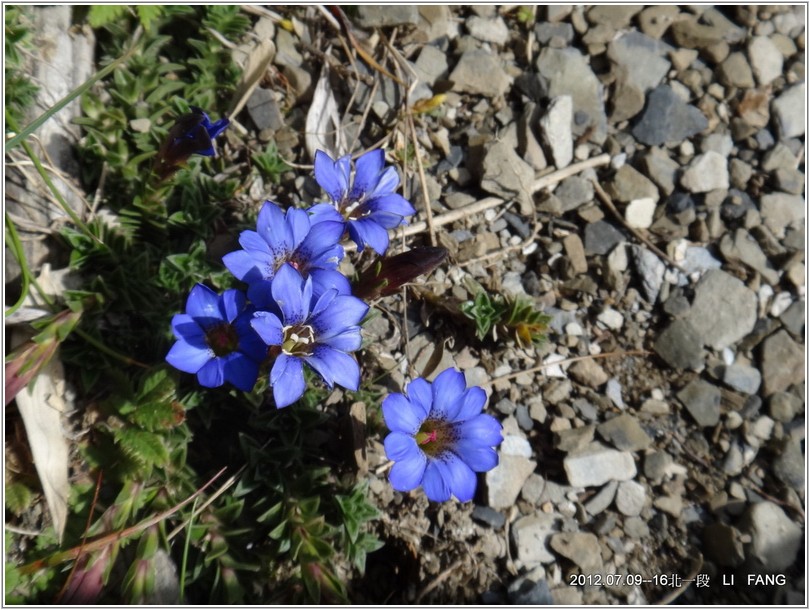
[257,202,294,257]
[385,435,427,492]
[170,314,206,344]
[347,217,389,255]
[448,386,487,422]
[308,202,345,225]
[286,207,312,248]
[238,229,273,257]
[319,328,362,352]
[311,293,368,338]
[270,353,306,408]
[197,358,226,388]
[439,452,477,502]
[220,289,245,323]
[370,165,401,198]
[456,413,503,446]
[382,393,424,434]
[166,339,212,374]
[368,193,416,218]
[223,249,265,284]
[430,368,467,420]
[314,150,350,203]
[223,353,259,391]
[246,280,277,311]
[310,269,352,298]
[350,148,385,201]
[384,431,420,461]
[307,345,360,390]
[422,460,452,502]
[186,284,221,320]
[206,117,230,139]
[453,442,499,473]
[250,311,284,346]
[271,264,308,325]
[297,221,345,269]
[405,378,432,421]
[234,313,268,361]
[368,209,408,230]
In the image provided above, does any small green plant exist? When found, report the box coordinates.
[461,290,551,348]
[5,6,40,126]
[251,142,289,184]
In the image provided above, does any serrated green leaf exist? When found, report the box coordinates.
[114,427,170,467]
[135,5,163,30]
[5,482,34,516]
[87,5,129,29]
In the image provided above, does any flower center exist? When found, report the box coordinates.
[205,322,240,357]
[281,323,316,356]
[341,199,368,220]
[415,418,456,458]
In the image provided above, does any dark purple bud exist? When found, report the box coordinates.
[152,107,229,180]
[353,246,448,300]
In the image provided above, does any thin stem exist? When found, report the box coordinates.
[4,213,54,315]
[73,327,150,368]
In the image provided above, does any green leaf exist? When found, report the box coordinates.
[87,5,129,28]
[5,482,34,516]
[136,5,164,30]
[114,427,170,468]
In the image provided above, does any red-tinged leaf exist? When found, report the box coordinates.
[353,247,448,300]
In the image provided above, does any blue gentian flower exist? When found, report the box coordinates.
[154,106,230,179]
[249,264,368,408]
[166,284,266,391]
[223,201,349,296]
[382,368,503,502]
[309,149,417,255]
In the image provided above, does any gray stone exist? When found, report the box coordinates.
[721,363,762,395]
[584,221,625,256]
[615,480,647,517]
[568,359,608,388]
[723,443,744,476]
[605,378,625,410]
[555,176,593,212]
[563,443,637,487]
[479,140,535,215]
[719,228,780,285]
[773,167,805,195]
[643,147,680,195]
[587,5,642,28]
[703,523,745,567]
[608,31,671,92]
[624,516,650,539]
[466,15,509,45]
[748,36,784,86]
[681,246,723,275]
[486,453,537,510]
[632,85,709,146]
[739,502,802,572]
[654,494,684,517]
[772,82,805,139]
[536,47,608,144]
[609,76,646,123]
[760,330,804,396]
[507,573,554,605]
[762,145,798,173]
[680,151,729,193]
[414,44,449,87]
[654,318,706,370]
[550,532,603,572]
[759,192,805,238]
[472,505,506,529]
[717,52,755,88]
[780,300,805,337]
[644,451,673,482]
[540,95,573,169]
[554,425,595,453]
[246,88,284,131]
[638,5,681,39]
[535,21,574,48]
[608,164,659,203]
[450,49,511,97]
[598,414,653,452]
[686,270,757,350]
[768,391,802,423]
[670,12,746,49]
[511,513,561,565]
[774,440,804,491]
[584,480,618,516]
[631,246,665,304]
[521,473,546,504]
[355,5,419,27]
[677,378,721,427]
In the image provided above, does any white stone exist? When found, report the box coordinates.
[540,95,573,170]
[615,480,646,517]
[772,83,806,139]
[625,197,656,229]
[680,151,729,193]
[748,36,784,86]
[597,307,624,330]
[563,444,637,487]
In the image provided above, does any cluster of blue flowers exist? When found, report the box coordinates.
[164,111,502,502]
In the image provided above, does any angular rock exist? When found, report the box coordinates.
[597,414,653,452]
[608,164,659,203]
[568,359,608,388]
[717,52,755,89]
[631,246,665,304]
[563,443,637,487]
[655,318,706,370]
[414,45,449,87]
[450,49,511,97]
[355,5,419,27]
[486,454,537,510]
[562,233,588,274]
[638,5,681,39]
[643,147,680,195]
[739,502,802,572]
[703,522,745,567]
[511,513,560,565]
[677,378,721,427]
[680,151,729,193]
[773,439,804,491]
[719,228,780,286]
[632,84,709,145]
[584,480,618,515]
[721,363,762,395]
[748,36,784,86]
[685,270,757,350]
[555,176,593,212]
[540,95,573,169]
[550,532,604,572]
[607,31,671,92]
[587,5,642,28]
[625,197,656,229]
[479,140,535,215]
[760,330,804,396]
[772,82,805,139]
[584,221,625,256]
[466,15,509,45]
[615,480,647,517]
[536,47,608,144]
[759,192,805,238]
